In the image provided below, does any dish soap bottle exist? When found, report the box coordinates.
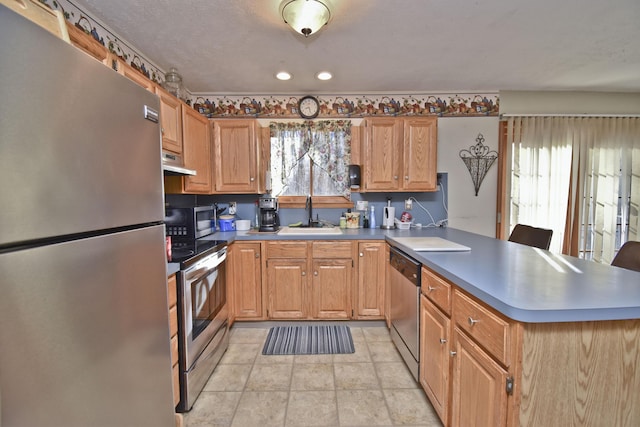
[369,205,376,229]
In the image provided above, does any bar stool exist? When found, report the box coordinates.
[508,224,553,250]
[611,241,640,272]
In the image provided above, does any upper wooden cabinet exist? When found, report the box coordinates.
[156,85,183,155]
[212,119,260,193]
[177,106,212,194]
[112,56,155,92]
[66,22,109,64]
[363,117,437,192]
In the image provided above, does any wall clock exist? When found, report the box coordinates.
[298,95,320,119]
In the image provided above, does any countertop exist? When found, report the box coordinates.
[179,226,640,324]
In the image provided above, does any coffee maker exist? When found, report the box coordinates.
[258,196,279,232]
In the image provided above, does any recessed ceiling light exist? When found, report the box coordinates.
[276,71,292,81]
[316,71,332,80]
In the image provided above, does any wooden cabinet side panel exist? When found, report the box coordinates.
[519,320,640,426]
[403,117,437,191]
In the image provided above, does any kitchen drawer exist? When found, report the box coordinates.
[452,289,513,366]
[167,274,177,308]
[266,241,308,258]
[312,241,353,258]
[169,305,178,338]
[421,267,451,315]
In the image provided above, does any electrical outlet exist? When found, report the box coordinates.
[405,199,412,210]
[229,202,237,215]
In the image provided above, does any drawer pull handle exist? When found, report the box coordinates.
[439,338,447,344]
[468,317,478,326]
[450,351,457,357]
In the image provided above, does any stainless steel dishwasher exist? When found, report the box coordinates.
[389,246,421,381]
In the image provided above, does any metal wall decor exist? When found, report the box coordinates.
[459,133,498,196]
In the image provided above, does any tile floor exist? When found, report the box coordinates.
[183,324,443,427]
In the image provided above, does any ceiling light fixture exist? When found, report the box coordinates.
[282,0,331,38]
[316,71,332,80]
[276,71,292,80]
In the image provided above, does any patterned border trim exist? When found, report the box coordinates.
[39,1,499,118]
[191,94,499,118]
[42,0,165,84]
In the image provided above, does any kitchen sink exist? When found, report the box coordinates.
[277,226,343,235]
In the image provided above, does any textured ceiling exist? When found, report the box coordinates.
[76,0,640,95]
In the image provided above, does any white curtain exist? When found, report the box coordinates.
[506,116,640,262]
[507,117,573,253]
[577,117,640,263]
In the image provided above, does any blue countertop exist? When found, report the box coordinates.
[194,226,640,324]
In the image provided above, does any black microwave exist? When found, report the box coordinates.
[164,206,215,239]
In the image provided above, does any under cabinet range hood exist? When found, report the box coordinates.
[162,150,196,176]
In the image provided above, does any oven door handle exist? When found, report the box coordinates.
[184,250,227,277]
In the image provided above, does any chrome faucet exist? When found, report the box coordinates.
[306,195,313,227]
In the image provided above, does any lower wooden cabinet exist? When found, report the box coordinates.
[228,242,263,320]
[267,258,308,319]
[312,259,352,319]
[419,294,450,424]
[355,241,386,319]
[264,241,353,320]
[450,327,509,427]
[167,273,180,407]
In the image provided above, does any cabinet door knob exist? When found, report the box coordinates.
[359,252,364,257]
[450,351,457,357]
[468,317,478,326]
[301,271,306,276]
[255,253,260,258]
[250,177,255,182]
[393,175,399,180]
[428,286,436,292]
[439,338,447,344]
[405,175,409,180]
[314,271,318,276]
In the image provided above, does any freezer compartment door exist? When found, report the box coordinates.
[0,225,175,427]
[0,8,164,246]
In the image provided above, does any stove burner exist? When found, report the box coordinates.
[170,248,195,260]
[169,238,227,265]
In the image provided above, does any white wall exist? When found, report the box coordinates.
[437,117,500,237]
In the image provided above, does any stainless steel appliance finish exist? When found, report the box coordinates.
[389,246,421,381]
[165,206,216,239]
[177,244,229,412]
[258,196,280,232]
[0,8,174,426]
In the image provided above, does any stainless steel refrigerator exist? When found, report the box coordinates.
[0,6,175,427]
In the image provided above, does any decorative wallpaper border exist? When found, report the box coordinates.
[42,0,165,84]
[40,1,499,118]
[190,94,499,118]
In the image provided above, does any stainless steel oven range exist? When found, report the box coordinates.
[172,239,229,412]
